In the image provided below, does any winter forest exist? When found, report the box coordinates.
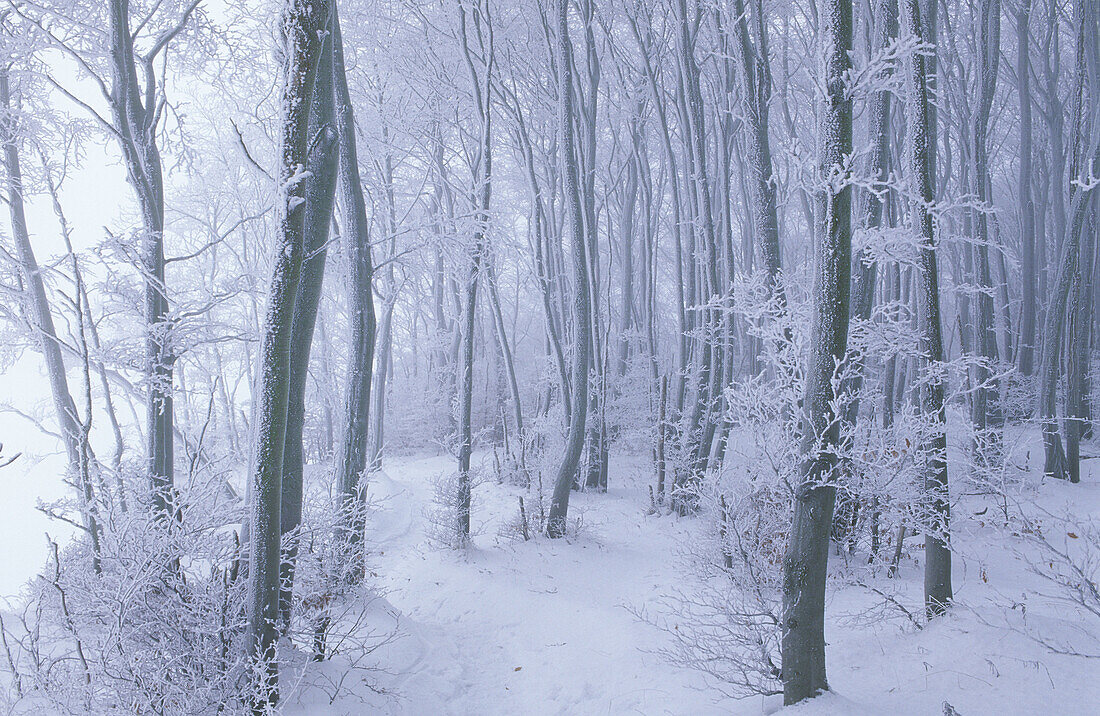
[0,0,1098,712]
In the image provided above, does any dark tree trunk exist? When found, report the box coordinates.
[280,25,337,628]
[780,0,853,702]
[1016,0,1037,379]
[245,0,328,707]
[332,5,377,577]
[107,0,176,521]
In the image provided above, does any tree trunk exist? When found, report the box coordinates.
[280,25,337,628]
[245,0,328,706]
[732,0,784,299]
[332,4,377,578]
[970,0,1004,456]
[780,0,853,701]
[106,0,175,521]
[1066,219,1094,483]
[485,256,523,448]
[844,0,896,428]
[1039,0,1099,481]
[1016,0,1037,379]
[548,0,591,538]
[456,1,494,540]
[901,0,953,618]
[0,65,102,554]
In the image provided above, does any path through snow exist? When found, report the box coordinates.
[286,447,1099,716]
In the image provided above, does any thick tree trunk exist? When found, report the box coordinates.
[780,0,853,702]
[245,0,328,706]
[280,26,337,628]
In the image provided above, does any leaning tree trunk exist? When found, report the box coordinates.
[245,0,328,707]
[332,4,377,576]
[780,0,853,702]
[279,24,337,628]
[0,65,101,553]
[901,0,953,618]
[547,0,591,538]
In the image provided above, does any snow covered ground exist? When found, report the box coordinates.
[1,421,1095,715]
[279,444,1100,716]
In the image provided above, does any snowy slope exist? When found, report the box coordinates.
[284,445,1100,716]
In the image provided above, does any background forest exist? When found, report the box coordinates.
[0,0,1097,713]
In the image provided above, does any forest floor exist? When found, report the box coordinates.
[286,434,1100,716]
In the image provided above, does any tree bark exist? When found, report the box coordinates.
[280,24,337,628]
[245,0,328,706]
[901,0,953,618]
[780,0,853,702]
[548,0,591,538]
[1016,0,1037,377]
[332,3,377,576]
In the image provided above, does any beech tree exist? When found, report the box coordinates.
[780,0,854,701]
[901,0,953,617]
[280,19,338,627]
[331,2,377,579]
[0,0,1096,709]
[547,0,591,539]
[245,0,329,706]
[0,58,102,562]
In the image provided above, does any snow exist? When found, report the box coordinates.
[0,432,1096,714]
[276,444,1100,715]
[284,453,730,715]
